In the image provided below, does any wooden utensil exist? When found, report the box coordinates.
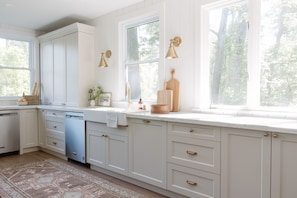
[157,82,173,111]
[166,69,180,112]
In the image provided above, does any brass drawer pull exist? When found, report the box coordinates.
[186,150,197,156]
[53,142,57,145]
[186,180,197,186]
[189,129,194,132]
[273,133,278,138]
[143,120,150,124]
[264,133,269,137]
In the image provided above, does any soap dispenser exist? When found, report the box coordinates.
[138,98,143,110]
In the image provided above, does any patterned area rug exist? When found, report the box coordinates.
[0,159,148,198]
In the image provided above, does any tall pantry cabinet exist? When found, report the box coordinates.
[38,23,95,107]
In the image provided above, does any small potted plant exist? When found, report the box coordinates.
[88,85,103,106]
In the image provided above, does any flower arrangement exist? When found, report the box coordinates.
[88,85,104,101]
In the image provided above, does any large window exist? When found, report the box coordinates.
[0,38,32,97]
[203,0,297,110]
[124,17,160,101]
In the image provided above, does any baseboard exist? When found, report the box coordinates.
[90,165,186,198]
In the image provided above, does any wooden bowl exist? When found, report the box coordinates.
[151,104,170,114]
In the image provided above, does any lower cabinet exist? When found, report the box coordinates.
[128,118,167,188]
[221,128,297,198]
[86,121,128,175]
[19,109,38,154]
[167,122,221,198]
[44,110,65,154]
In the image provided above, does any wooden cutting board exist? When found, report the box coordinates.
[157,82,173,111]
[166,69,180,112]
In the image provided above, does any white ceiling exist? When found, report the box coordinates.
[0,0,143,32]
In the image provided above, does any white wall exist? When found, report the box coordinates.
[88,0,196,112]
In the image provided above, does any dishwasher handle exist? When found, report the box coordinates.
[65,112,84,120]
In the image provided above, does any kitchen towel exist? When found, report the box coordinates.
[106,112,118,128]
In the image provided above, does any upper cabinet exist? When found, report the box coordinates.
[38,23,95,107]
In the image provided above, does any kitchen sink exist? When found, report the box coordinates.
[83,107,128,126]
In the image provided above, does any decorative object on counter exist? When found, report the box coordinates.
[151,104,170,114]
[165,36,182,59]
[88,85,104,106]
[157,82,173,111]
[17,98,28,105]
[166,69,180,112]
[98,50,112,67]
[98,92,112,107]
[138,98,143,110]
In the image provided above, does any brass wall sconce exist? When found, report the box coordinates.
[165,36,182,59]
[98,50,112,67]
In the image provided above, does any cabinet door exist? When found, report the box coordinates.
[271,133,297,198]
[87,129,106,167]
[19,109,38,154]
[221,128,271,198]
[65,33,79,106]
[53,37,66,105]
[40,41,53,104]
[129,119,167,188]
[106,133,128,175]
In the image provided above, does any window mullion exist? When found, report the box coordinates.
[247,0,261,107]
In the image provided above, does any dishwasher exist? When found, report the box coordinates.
[0,111,19,154]
[65,112,86,163]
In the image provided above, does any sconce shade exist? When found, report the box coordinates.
[99,53,108,67]
[98,50,112,67]
[165,36,182,59]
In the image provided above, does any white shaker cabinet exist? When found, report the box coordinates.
[19,109,38,154]
[86,122,128,175]
[38,109,46,148]
[221,128,297,198]
[221,128,271,198]
[128,119,167,188]
[271,133,297,198]
[39,23,94,107]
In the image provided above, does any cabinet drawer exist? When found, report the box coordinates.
[46,120,64,132]
[87,121,128,136]
[167,163,220,198]
[168,123,220,141]
[168,135,220,174]
[46,110,65,122]
[46,135,65,154]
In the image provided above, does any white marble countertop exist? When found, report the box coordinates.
[2,105,297,134]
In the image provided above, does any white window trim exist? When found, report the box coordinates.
[117,3,165,102]
[193,0,297,117]
[0,28,37,100]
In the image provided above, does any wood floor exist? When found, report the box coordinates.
[0,151,168,198]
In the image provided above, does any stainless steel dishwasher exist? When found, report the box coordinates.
[65,112,86,163]
[0,110,19,154]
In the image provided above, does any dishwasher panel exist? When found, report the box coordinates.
[65,112,86,163]
[0,111,19,154]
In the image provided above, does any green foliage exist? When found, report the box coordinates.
[88,85,104,101]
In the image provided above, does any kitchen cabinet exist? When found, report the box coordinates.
[128,119,167,188]
[271,133,297,198]
[221,128,297,198]
[39,23,94,107]
[44,110,65,155]
[19,109,38,154]
[167,122,220,198]
[86,121,128,175]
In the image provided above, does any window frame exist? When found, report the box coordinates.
[0,34,36,99]
[121,14,163,103]
[194,0,297,114]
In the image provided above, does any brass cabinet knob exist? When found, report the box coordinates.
[264,133,269,137]
[273,133,278,138]
[189,129,194,132]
